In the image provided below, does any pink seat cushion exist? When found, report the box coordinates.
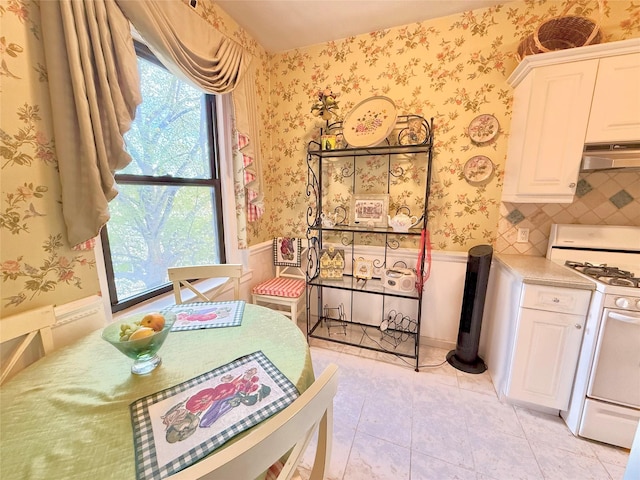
[252,277,305,298]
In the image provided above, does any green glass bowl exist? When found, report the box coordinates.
[101,311,176,375]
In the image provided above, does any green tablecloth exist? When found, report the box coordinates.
[0,304,314,479]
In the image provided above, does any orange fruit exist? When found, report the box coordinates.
[140,313,166,332]
[128,327,155,341]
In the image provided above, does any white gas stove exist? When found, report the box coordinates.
[547,224,640,448]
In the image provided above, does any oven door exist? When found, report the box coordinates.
[587,308,640,408]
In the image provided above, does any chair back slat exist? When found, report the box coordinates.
[169,364,338,480]
[168,264,243,304]
[1,305,56,384]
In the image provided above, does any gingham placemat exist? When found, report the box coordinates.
[130,351,299,480]
[166,301,245,331]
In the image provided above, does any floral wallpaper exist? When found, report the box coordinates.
[1,0,639,317]
[252,0,640,251]
[0,0,98,316]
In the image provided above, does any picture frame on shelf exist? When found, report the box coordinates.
[350,194,389,228]
[353,257,374,280]
[319,246,345,280]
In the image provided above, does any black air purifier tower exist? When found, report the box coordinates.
[446,244,493,374]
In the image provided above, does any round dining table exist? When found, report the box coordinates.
[0,303,314,479]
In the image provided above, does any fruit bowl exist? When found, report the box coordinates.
[101,311,176,375]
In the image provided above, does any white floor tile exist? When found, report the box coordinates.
[460,388,525,439]
[307,344,629,480]
[411,450,478,480]
[587,440,631,467]
[343,431,411,480]
[515,406,596,458]
[468,429,543,480]
[359,394,413,447]
[601,461,627,480]
[530,440,613,480]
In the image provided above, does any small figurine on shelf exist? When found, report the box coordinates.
[311,87,340,122]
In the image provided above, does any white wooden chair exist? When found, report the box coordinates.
[171,363,338,480]
[252,238,306,322]
[168,264,243,304]
[0,305,56,385]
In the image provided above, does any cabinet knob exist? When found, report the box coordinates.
[552,297,560,303]
[569,183,576,188]
[575,324,582,329]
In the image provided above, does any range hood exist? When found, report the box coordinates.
[581,143,640,172]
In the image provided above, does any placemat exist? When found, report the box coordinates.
[130,351,299,480]
[166,301,245,331]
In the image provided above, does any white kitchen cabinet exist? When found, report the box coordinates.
[481,259,592,412]
[508,307,586,410]
[586,53,640,143]
[502,60,598,203]
[502,38,640,204]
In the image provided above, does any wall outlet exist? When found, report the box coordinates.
[516,227,530,243]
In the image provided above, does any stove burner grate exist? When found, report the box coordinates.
[564,261,640,288]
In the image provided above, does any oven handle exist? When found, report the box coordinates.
[608,311,640,324]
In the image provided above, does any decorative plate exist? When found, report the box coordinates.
[463,155,494,183]
[468,114,499,144]
[343,96,398,148]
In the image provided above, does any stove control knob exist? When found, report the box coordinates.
[615,297,630,309]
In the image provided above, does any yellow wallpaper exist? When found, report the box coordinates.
[0,0,99,316]
[1,0,639,316]
[258,0,640,250]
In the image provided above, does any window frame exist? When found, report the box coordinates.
[101,41,226,313]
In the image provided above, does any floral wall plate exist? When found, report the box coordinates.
[343,96,398,147]
[468,114,499,144]
[463,155,494,183]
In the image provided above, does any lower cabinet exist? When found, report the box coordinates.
[508,308,586,410]
[481,260,591,411]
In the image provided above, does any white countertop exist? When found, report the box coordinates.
[495,254,595,291]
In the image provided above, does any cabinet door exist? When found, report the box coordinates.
[586,53,640,143]
[507,308,585,410]
[502,60,598,203]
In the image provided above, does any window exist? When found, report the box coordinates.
[102,43,225,312]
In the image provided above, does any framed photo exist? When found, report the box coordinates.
[353,257,373,280]
[273,237,301,267]
[350,194,389,227]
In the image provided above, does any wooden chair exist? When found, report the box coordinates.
[252,238,306,322]
[168,264,243,304]
[171,363,338,480]
[1,305,56,385]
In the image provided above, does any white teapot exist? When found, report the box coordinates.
[388,212,419,232]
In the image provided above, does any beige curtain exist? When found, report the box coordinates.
[40,0,260,248]
[40,0,141,247]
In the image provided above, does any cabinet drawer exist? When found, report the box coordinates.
[520,284,591,315]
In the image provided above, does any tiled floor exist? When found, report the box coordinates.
[297,340,630,480]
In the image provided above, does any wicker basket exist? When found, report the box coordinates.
[516,1,603,62]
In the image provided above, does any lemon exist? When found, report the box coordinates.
[128,327,155,341]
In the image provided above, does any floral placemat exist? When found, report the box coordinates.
[130,351,299,480]
[166,301,245,331]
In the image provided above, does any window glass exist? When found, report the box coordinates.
[102,43,224,312]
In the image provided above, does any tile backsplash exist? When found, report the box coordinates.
[496,171,640,256]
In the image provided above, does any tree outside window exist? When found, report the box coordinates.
[102,43,224,312]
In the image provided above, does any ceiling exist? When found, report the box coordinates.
[216,0,510,52]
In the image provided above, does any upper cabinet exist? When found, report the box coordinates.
[502,60,598,203]
[502,39,640,204]
[586,53,640,143]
